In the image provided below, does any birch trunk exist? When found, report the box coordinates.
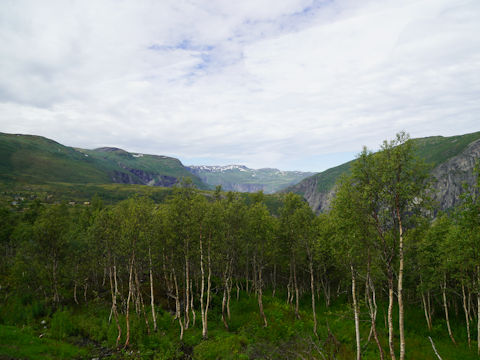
[351,265,361,360]
[258,267,268,327]
[113,264,121,348]
[149,247,157,332]
[222,262,229,330]
[293,256,300,319]
[124,252,135,349]
[184,252,190,330]
[200,235,207,339]
[309,258,317,336]
[442,274,456,344]
[388,273,396,360]
[462,283,471,348]
[395,202,405,360]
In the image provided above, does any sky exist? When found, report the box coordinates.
[0,0,479,172]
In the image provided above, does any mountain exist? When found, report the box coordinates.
[187,165,314,194]
[286,131,480,213]
[0,132,207,189]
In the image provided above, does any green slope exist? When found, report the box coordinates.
[0,132,207,189]
[288,131,480,196]
[0,133,110,184]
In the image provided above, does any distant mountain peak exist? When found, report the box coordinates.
[187,165,315,193]
[94,147,128,153]
[188,165,250,172]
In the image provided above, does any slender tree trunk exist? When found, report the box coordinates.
[293,256,300,319]
[287,261,292,305]
[388,272,396,360]
[52,256,59,304]
[369,278,384,360]
[245,255,249,294]
[395,203,405,360]
[124,252,135,349]
[172,268,184,340]
[190,278,196,327]
[351,265,361,360]
[366,252,384,360]
[442,274,456,344]
[309,258,317,336]
[83,280,88,303]
[272,263,277,298]
[205,240,212,337]
[422,292,432,331]
[113,264,121,348]
[477,267,480,355]
[227,267,232,320]
[135,267,150,334]
[462,283,471,348]
[428,291,433,326]
[74,282,78,305]
[185,250,190,330]
[252,254,258,294]
[258,267,268,327]
[149,247,157,332]
[222,262,229,330]
[200,235,207,339]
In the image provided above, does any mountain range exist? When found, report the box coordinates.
[1,131,479,212]
[187,165,314,193]
[0,132,312,194]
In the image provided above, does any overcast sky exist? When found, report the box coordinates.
[1,0,479,171]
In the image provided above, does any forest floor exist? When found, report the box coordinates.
[0,292,478,359]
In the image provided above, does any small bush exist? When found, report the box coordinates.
[50,309,77,340]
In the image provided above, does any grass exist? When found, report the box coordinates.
[0,325,88,360]
[1,291,479,359]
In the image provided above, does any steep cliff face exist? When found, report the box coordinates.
[288,134,480,213]
[112,169,178,187]
[431,139,480,209]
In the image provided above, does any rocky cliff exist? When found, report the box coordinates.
[288,133,480,213]
[431,139,480,210]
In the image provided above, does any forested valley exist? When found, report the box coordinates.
[1,132,480,360]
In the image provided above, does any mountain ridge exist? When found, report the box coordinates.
[286,131,480,213]
[187,164,314,194]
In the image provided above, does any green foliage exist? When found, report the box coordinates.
[0,325,88,359]
[50,309,77,340]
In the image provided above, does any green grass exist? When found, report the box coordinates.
[1,291,478,359]
[0,325,88,360]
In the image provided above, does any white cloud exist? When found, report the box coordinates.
[0,0,479,171]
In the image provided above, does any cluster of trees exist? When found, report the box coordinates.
[0,132,479,359]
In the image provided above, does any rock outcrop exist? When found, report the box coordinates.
[294,139,480,213]
[431,139,480,210]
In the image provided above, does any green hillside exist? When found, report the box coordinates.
[0,133,110,184]
[288,131,480,195]
[0,132,207,189]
